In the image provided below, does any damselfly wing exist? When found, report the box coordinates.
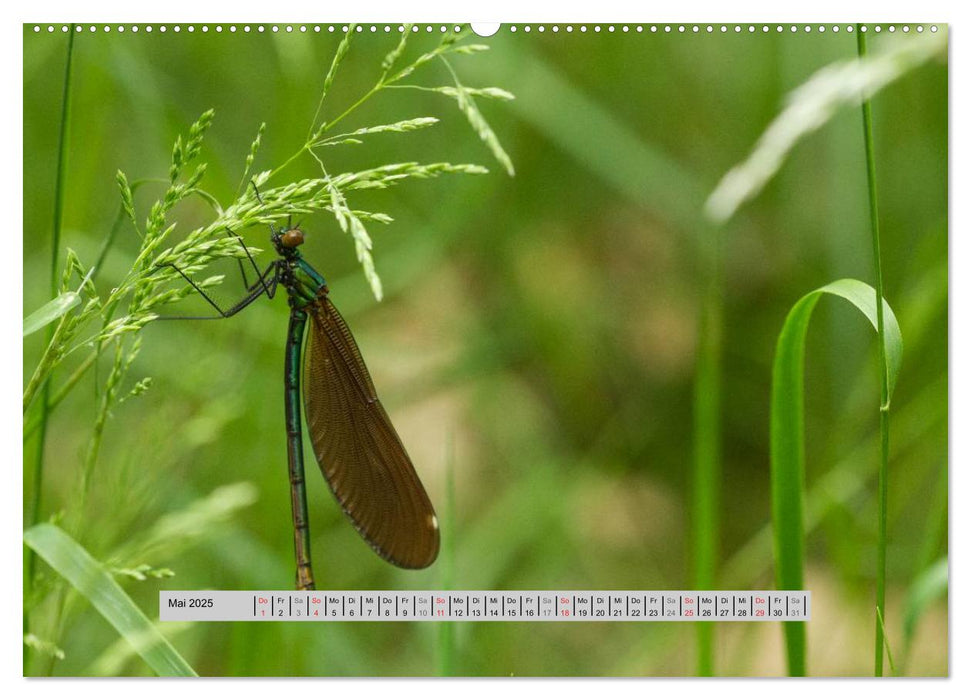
[303,292,440,569]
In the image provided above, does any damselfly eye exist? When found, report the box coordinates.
[281,228,305,248]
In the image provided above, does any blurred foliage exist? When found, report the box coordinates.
[23,25,947,676]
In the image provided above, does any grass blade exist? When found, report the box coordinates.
[23,523,197,677]
[771,278,903,676]
[23,292,80,337]
[856,25,893,676]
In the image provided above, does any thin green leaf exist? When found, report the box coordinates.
[24,292,80,337]
[824,278,903,401]
[24,523,197,677]
[771,278,903,676]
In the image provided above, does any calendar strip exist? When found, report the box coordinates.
[160,590,810,622]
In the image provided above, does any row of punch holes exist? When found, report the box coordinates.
[32,24,940,35]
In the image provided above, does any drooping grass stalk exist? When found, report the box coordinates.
[856,25,891,677]
[25,27,74,672]
[691,222,722,676]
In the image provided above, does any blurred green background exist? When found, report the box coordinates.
[23,24,947,676]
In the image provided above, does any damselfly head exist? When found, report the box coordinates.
[280,228,305,248]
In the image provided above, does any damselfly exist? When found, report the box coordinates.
[161,202,440,590]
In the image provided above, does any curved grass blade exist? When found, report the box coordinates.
[771,278,902,676]
[23,523,197,677]
[23,292,80,337]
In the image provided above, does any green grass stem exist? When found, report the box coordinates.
[29,22,74,531]
[856,25,892,677]
[25,27,74,673]
[691,223,722,676]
